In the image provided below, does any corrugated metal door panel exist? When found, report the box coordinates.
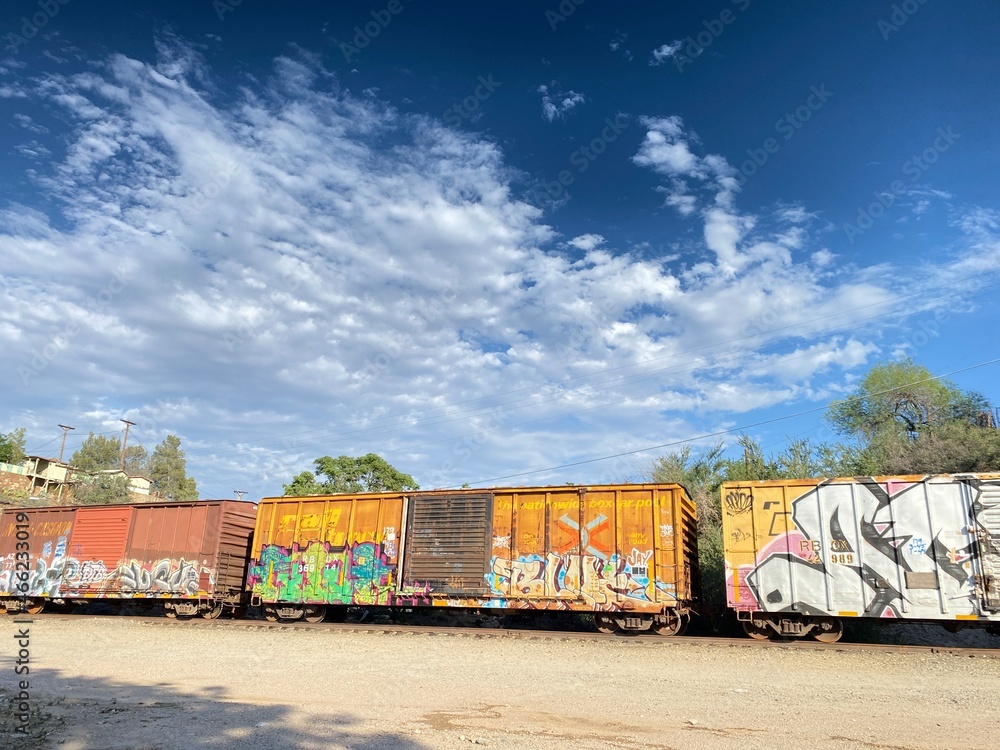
[402,493,493,595]
[69,506,134,595]
[216,502,257,594]
[976,480,1000,611]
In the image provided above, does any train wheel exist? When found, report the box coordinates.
[594,614,618,634]
[202,604,224,620]
[742,619,771,640]
[653,611,685,636]
[303,604,326,624]
[165,609,177,619]
[264,606,279,622]
[811,617,844,643]
[25,600,45,616]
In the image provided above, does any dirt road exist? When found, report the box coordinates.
[1,617,997,749]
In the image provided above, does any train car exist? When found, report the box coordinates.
[721,473,1000,642]
[0,500,258,618]
[247,483,698,633]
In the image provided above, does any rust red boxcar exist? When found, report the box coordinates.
[0,500,257,617]
[248,483,698,633]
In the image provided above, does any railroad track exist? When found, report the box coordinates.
[16,613,1000,659]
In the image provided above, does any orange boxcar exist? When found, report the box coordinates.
[248,483,698,633]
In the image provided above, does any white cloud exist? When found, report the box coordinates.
[1,40,997,498]
[567,234,605,252]
[537,82,586,122]
[650,41,683,66]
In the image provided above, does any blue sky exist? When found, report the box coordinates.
[1,1,998,499]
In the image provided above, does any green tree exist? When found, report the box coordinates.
[650,443,727,628]
[122,445,149,476]
[284,453,419,496]
[283,470,326,496]
[71,433,122,471]
[826,359,984,441]
[72,474,132,505]
[0,427,27,465]
[149,435,199,501]
[884,421,1000,474]
[826,358,994,473]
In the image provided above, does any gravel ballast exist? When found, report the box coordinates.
[1,617,998,749]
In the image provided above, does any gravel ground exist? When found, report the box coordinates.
[1,617,998,750]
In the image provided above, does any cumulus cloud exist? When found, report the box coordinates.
[1,39,997,497]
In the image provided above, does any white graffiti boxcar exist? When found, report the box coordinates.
[722,473,1000,642]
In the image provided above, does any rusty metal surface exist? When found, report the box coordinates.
[0,500,258,602]
[402,493,493,594]
[249,484,699,616]
[0,506,78,597]
[249,495,406,606]
[66,506,134,595]
[115,501,258,599]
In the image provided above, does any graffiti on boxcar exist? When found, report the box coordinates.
[383,527,397,559]
[485,548,669,608]
[106,558,207,596]
[556,513,612,560]
[248,540,431,605]
[0,552,67,596]
[729,478,997,618]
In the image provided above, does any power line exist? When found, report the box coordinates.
[459,357,1000,487]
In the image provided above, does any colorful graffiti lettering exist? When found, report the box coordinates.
[484,548,667,609]
[728,478,1000,620]
[248,541,430,606]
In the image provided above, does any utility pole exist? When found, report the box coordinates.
[57,424,75,463]
[119,419,137,471]
[234,489,247,501]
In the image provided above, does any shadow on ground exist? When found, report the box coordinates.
[0,667,429,750]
